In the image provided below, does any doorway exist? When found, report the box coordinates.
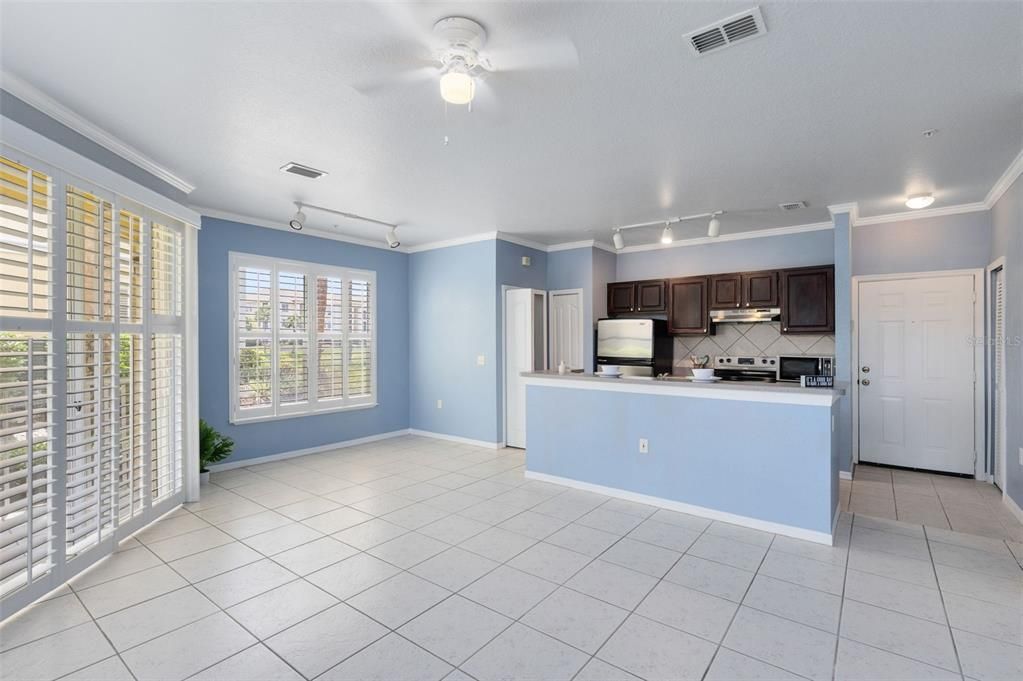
[548,289,584,372]
[854,271,983,476]
[504,288,547,449]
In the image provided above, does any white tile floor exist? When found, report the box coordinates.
[2,436,1021,681]
[842,464,1023,543]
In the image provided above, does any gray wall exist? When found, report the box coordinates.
[616,229,835,280]
[991,174,1023,508]
[853,211,993,276]
[0,89,188,203]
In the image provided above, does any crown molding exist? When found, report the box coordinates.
[494,231,550,252]
[404,231,499,253]
[985,147,1023,208]
[827,203,859,226]
[197,206,405,252]
[546,239,616,254]
[1,72,196,194]
[614,221,834,254]
[855,201,988,226]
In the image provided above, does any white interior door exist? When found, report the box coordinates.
[505,289,545,449]
[549,290,584,371]
[858,275,976,474]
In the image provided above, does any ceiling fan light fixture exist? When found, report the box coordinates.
[386,226,401,249]
[612,229,625,250]
[660,223,673,245]
[289,208,306,231]
[905,193,934,209]
[707,216,721,238]
[440,70,475,105]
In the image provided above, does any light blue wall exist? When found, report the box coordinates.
[496,240,549,441]
[991,174,1023,507]
[853,212,993,276]
[593,247,617,323]
[547,247,596,371]
[409,240,498,443]
[832,212,853,474]
[616,229,835,280]
[526,385,837,536]
[198,217,410,463]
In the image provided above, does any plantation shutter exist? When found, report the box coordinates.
[0,157,52,318]
[347,277,373,401]
[235,265,273,419]
[315,275,344,402]
[0,336,56,598]
[277,270,309,410]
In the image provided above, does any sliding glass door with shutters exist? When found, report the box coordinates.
[0,152,194,620]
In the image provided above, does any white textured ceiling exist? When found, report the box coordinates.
[1,1,1021,247]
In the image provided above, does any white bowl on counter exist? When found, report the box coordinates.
[691,368,715,379]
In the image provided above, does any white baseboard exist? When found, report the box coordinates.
[1003,491,1023,525]
[525,471,834,545]
[408,429,503,450]
[208,429,412,471]
[840,470,853,480]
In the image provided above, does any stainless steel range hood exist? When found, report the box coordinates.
[710,307,781,324]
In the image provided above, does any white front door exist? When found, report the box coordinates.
[549,290,584,371]
[857,274,977,474]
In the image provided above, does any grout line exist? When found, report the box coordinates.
[922,525,967,680]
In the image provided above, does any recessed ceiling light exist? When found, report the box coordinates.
[905,193,935,209]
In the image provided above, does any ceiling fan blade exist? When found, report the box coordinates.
[352,66,437,95]
[369,1,445,51]
[483,37,579,72]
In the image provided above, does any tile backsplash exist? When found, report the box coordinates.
[673,322,835,371]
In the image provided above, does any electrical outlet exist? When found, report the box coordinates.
[477,354,486,367]
[436,400,443,409]
[639,438,649,454]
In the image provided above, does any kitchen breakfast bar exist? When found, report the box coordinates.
[522,372,845,545]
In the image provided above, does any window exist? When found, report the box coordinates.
[230,253,376,423]
[0,151,191,617]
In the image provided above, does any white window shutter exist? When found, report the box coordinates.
[0,157,53,318]
[347,277,373,399]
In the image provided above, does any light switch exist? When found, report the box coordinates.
[477,354,486,367]
[436,400,443,409]
[639,438,649,454]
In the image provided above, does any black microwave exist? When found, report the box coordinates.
[778,356,834,382]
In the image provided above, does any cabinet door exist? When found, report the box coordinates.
[743,271,779,308]
[636,280,667,312]
[607,283,636,316]
[780,266,834,333]
[668,277,710,335]
[709,274,742,309]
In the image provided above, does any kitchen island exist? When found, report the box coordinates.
[522,371,844,544]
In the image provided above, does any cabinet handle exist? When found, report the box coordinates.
[783,327,788,332]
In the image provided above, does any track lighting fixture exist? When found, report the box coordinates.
[660,222,673,245]
[386,226,401,249]
[707,215,721,238]
[612,229,625,250]
[286,201,400,248]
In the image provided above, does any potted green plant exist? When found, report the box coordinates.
[199,419,234,484]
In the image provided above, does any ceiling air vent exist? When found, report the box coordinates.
[685,7,767,56]
[280,162,328,179]
[779,201,808,211]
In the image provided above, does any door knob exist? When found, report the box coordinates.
[861,366,870,373]
[861,379,871,386]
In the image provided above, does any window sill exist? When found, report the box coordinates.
[230,401,378,425]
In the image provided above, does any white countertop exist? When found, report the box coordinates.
[521,371,845,406]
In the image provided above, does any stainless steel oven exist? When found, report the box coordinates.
[777,355,834,383]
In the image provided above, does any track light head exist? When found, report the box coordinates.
[612,229,624,250]
[660,222,673,245]
[289,208,306,231]
[386,226,400,249]
[707,215,721,238]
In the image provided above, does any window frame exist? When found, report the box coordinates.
[228,252,377,424]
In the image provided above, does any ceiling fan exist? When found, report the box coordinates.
[353,14,579,109]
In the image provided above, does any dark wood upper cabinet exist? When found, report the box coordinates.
[780,265,834,334]
[667,277,710,335]
[743,271,779,308]
[607,282,636,315]
[635,280,667,312]
[607,280,666,315]
[709,274,742,309]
